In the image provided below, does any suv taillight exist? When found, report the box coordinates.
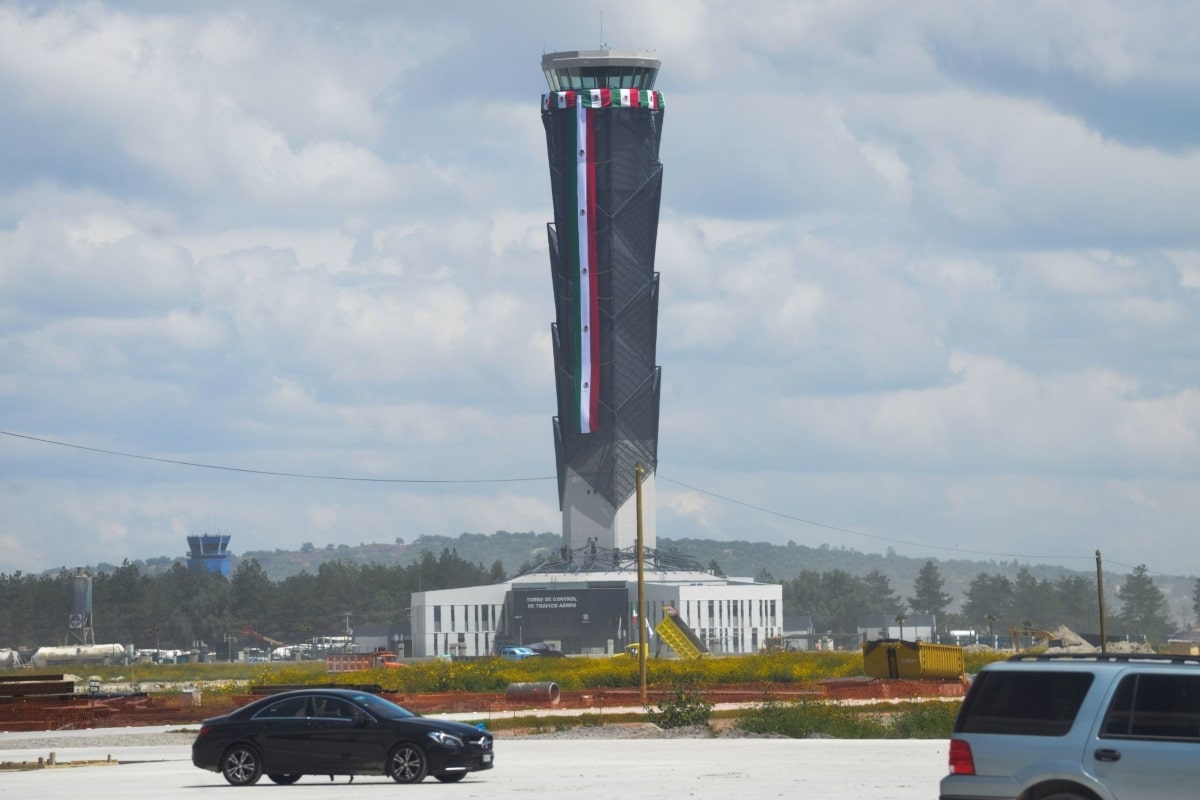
[948,739,975,775]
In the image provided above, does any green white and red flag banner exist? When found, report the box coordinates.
[541,89,664,110]
[545,89,663,433]
[566,93,600,433]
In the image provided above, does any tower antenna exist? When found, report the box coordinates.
[600,10,605,50]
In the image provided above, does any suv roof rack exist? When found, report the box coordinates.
[1007,652,1200,666]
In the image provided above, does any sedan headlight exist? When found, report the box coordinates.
[427,730,465,748]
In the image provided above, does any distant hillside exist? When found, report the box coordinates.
[78,530,1195,620]
[238,531,563,581]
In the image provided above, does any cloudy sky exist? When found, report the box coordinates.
[3,1,1200,579]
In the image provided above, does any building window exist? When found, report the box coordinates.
[433,606,442,633]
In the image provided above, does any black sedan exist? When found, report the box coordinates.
[191,688,494,786]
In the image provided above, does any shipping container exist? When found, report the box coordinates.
[861,639,964,680]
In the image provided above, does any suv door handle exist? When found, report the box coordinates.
[1094,748,1122,762]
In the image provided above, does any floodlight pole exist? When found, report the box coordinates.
[636,463,647,705]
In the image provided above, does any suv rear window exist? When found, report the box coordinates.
[957,670,1094,736]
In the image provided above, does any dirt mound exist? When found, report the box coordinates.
[1041,625,1155,655]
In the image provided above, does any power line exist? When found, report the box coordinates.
[658,476,1092,563]
[0,428,1118,565]
[0,430,554,484]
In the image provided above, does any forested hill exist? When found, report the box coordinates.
[75,529,1189,612]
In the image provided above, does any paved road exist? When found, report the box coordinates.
[0,728,949,799]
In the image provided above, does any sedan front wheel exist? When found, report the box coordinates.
[388,743,428,784]
[221,744,262,786]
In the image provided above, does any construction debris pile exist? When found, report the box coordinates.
[962,625,1156,656]
[1039,625,1156,655]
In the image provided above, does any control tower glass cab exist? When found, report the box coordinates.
[541,49,660,91]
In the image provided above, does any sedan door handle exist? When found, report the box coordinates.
[1094,748,1122,762]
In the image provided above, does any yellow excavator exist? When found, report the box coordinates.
[241,625,287,649]
[1008,626,1061,653]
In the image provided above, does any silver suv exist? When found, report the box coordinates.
[941,653,1200,800]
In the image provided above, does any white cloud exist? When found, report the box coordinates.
[3,1,1200,579]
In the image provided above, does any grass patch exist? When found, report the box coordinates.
[31,651,872,694]
[646,679,713,729]
[735,697,960,739]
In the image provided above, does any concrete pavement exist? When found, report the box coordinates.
[0,728,949,799]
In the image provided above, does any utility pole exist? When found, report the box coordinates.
[636,464,647,705]
[1096,550,1108,655]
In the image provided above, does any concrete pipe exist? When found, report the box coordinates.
[505,681,561,704]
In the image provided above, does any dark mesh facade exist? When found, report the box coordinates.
[542,103,665,520]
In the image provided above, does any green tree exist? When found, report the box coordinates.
[0,571,67,648]
[907,560,951,617]
[818,570,870,633]
[230,559,272,624]
[93,560,150,644]
[1115,564,1173,644]
[1054,575,1098,633]
[962,572,1014,628]
[158,563,231,650]
[1010,567,1061,630]
[861,570,902,616]
[783,570,822,618]
[782,570,869,633]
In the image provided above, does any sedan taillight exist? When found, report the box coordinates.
[948,739,975,775]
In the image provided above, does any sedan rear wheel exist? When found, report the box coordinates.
[267,774,302,785]
[221,744,263,786]
[388,743,428,784]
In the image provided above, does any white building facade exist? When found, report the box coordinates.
[410,569,782,659]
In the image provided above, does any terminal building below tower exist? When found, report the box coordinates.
[410,543,783,658]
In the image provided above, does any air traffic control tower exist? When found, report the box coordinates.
[540,50,665,554]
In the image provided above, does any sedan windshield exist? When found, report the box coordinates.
[351,693,417,720]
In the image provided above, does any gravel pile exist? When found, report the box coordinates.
[504,722,788,739]
[0,729,196,750]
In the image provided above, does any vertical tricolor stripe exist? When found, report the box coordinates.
[542,89,665,433]
[567,95,601,433]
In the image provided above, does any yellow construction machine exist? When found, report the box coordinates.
[1008,626,1062,653]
